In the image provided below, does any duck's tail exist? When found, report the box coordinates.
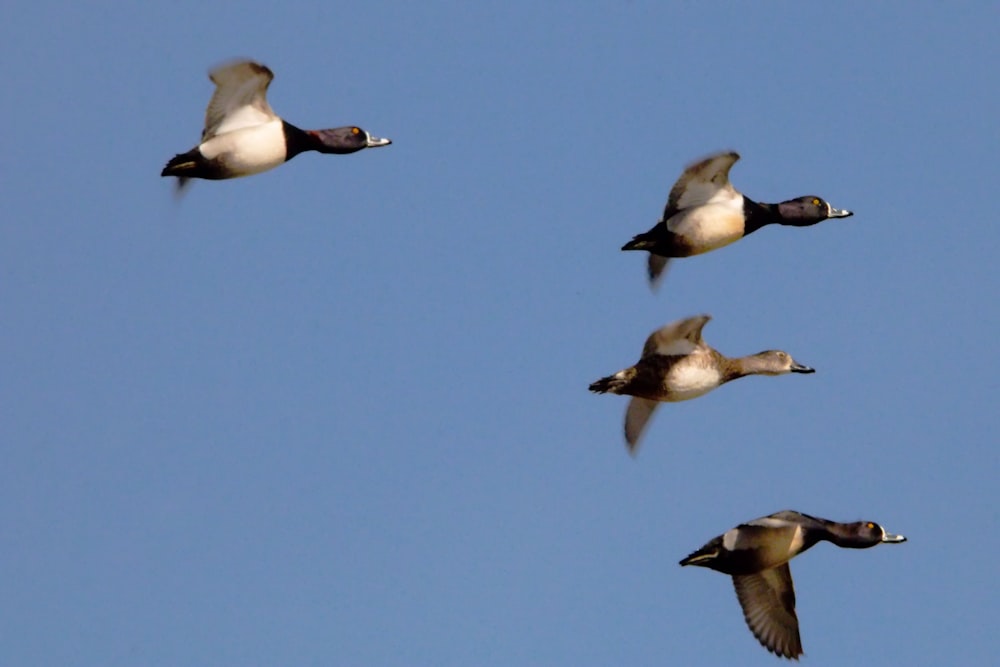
[621,231,671,288]
[679,536,723,567]
[588,369,634,394]
[161,150,201,195]
[161,150,200,178]
[621,232,656,252]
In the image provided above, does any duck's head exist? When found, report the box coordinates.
[750,350,815,375]
[777,196,853,226]
[308,126,392,154]
[839,521,908,548]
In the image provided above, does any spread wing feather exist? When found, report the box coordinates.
[641,315,711,358]
[663,151,741,217]
[732,565,803,659]
[202,60,277,140]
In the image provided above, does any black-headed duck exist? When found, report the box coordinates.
[680,510,906,659]
[588,315,813,453]
[622,151,852,286]
[162,60,391,192]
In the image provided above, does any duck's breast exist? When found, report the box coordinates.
[663,358,723,401]
[666,202,746,255]
[199,118,287,176]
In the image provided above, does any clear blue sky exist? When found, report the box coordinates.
[2,2,997,665]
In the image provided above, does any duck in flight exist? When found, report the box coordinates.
[161,59,391,192]
[588,315,814,454]
[622,151,853,287]
[680,510,906,659]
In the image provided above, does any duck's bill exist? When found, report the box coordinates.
[790,361,815,374]
[881,530,907,543]
[826,203,853,218]
[365,132,392,147]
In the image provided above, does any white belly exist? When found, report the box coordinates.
[665,363,722,401]
[667,203,745,254]
[199,119,287,176]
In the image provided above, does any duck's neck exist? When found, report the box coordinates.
[742,198,784,236]
[822,522,875,549]
[723,352,775,381]
[281,121,318,161]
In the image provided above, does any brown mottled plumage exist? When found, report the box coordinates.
[588,315,814,454]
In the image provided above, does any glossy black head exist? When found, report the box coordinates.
[309,126,392,154]
[777,196,853,226]
[838,521,907,548]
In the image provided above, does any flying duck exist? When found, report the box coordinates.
[622,151,853,287]
[588,315,814,454]
[680,510,907,659]
[161,59,391,191]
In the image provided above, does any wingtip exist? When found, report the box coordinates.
[172,177,191,199]
[625,438,640,457]
[646,254,670,286]
[209,57,273,81]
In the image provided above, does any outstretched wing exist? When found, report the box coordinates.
[641,314,711,358]
[732,565,803,659]
[624,397,659,454]
[663,151,740,213]
[202,60,277,140]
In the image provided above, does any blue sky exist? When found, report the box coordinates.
[2,2,997,665]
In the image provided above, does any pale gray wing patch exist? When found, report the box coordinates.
[202,60,277,140]
[761,510,809,524]
[732,565,802,659]
[624,397,659,455]
[747,513,801,530]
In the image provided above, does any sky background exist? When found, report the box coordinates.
[2,2,997,666]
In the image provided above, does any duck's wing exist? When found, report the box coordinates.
[758,509,829,528]
[647,254,670,287]
[624,397,658,454]
[744,511,811,529]
[202,60,277,140]
[732,564,803,659]
[662,151,741,222]
[641,314,711,358]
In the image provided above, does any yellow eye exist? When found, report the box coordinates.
[812,198,821,206]
[351,127,360,135]
[866,522,875,529]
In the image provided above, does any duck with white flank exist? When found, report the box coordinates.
[622,151,852,287]
[680,510,906,659]
[162,60,391,191]
[588,315,814,454]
